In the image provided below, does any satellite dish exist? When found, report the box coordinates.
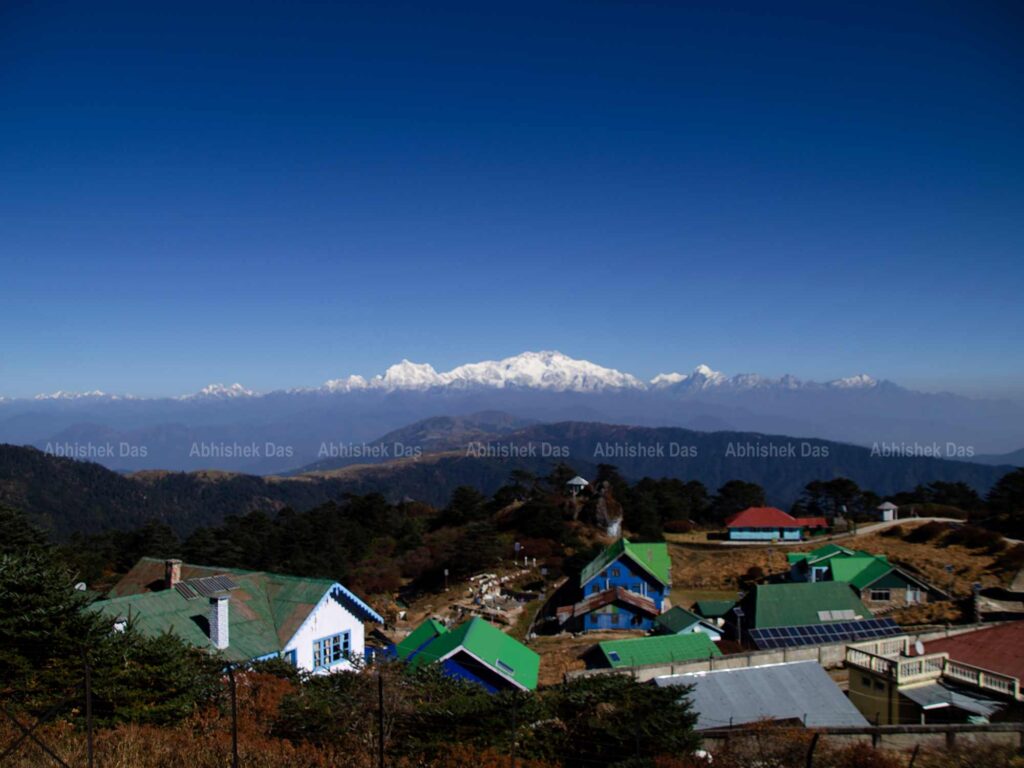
[914,640,925,656]
[74,582,87,591]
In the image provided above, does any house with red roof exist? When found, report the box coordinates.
[725,506,827,541]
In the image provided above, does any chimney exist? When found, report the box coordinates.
[209,595,229,650]
[165,558,182,590]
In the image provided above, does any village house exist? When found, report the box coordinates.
[787,544,946,611]
[582,632,720,670]
[653,606,723,642]
[395,616,539,692]
[654,661,870,730]
[724,506,827,541]
[90,558,382,672]
[556,538,670,632]
[846,623,1024,725]
[729,581,902,649]
[877,501,899,522]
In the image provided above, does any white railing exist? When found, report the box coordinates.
[896,653,946,683]
[944,659,1021,700]
[847,636,908,659]
[846,644,1023,701]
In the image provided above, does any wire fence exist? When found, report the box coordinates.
[2,657,1023,768]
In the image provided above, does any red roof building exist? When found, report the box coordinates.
[925,623,1024,683]
[725,507,828,541]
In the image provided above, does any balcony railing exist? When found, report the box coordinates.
[846,642,1022,701]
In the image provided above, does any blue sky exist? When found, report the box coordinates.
[2,1,1022,399]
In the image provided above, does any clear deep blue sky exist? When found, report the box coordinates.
[2,1,1022,399]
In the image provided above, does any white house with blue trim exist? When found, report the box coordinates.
[91,558,383,674]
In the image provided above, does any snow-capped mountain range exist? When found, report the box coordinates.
[2,350,1020,474]
[6,351,881,401]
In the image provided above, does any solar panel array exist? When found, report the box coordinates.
[175,575,239,600]
[749,618,901,650]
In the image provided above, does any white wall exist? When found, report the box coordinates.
[283,589,368,674]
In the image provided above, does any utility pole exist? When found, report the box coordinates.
[510,694,517,768]
[378,672,385,768]
[227,665,239,768]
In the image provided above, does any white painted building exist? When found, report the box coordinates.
[91,558,383,673]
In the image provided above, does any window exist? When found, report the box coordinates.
[608,651,621,662]
[589,614,599,625]
[869,589,891,602]
[874,680,885,691]
[611,613,620,625]
[313,631,351,669]
[495,659,516,675]
[861,676,871,687]
[610,567,620,577]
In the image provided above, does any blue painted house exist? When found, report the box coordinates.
[393,617,539,692]
[556,538,671,632]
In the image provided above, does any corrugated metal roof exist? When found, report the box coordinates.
[407,617,539,690]
[91,557,381,662]
[748,582,872,628]
[596,633,720,668]
[654,661,870,730]
[901,681,1004,718]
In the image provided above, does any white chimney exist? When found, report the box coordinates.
[210,595,229,650]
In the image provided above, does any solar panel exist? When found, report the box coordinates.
[749,618,901,649]
[174,575,239,600]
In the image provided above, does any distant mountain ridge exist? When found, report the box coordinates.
[2,351,1022,472]
[11,351,887,400]
[0,417,1015,537]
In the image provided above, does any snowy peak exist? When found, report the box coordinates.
[34,390,113,401]
[650,364,726,389]
[182,383,255,400]
[24,353,889,399]
[319,351,645,393]
[827,374,878,389]
[442,351,644,391]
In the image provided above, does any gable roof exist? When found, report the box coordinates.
[725,507,798,529]
[91,558,382,662]
[580,539,670,587]
[595,633,721,668]
[556,586,659,625]
[828,555,896,590]
[747,582,873,629]
[408,617,540,690]
[654,661,870,730]
[654,606,718,635]
[395,618,448,661]
[787,543,858,566]
[694,599,736,619]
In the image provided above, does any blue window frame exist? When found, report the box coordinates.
[313,631,351,669]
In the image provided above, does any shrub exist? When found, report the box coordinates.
[904,521,948,543]
[944,525,1005,553]
[663,520,695,534]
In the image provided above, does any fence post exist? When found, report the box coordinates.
[510,694,517,768]
[908,744,920,768]
[227,665,239,768]
[378,672,385,768]
[805,732,819,768]
[84,655,94,768]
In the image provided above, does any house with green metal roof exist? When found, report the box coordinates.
[584,632,721,670]
[653,606,723,642]
[90,557,382,673]
[735,581,874,632]
[399,616,539,692]
[787,545,946,610]
[693,599,736,621]
[556,538,671,632]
